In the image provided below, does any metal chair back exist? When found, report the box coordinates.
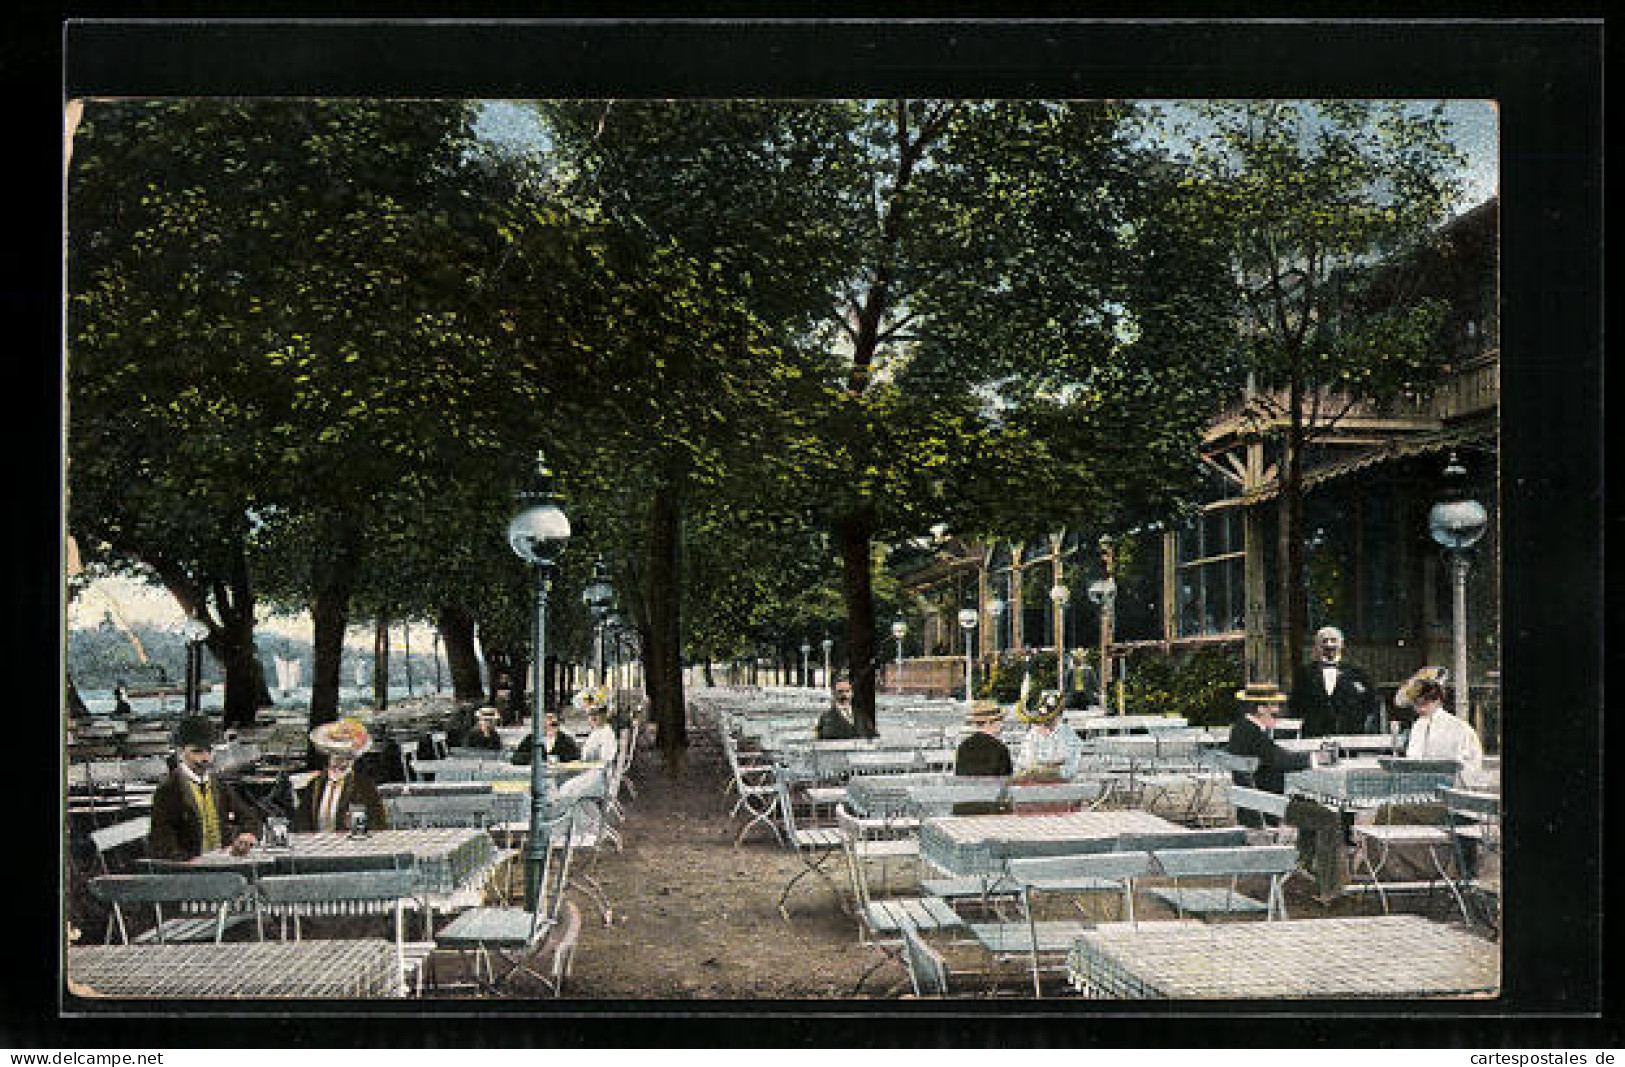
[388,793,495,829]
[273,851,417,876]
[89,871,250,945]
[88,816,152,875]
[897,914,949,997]
[1229,784,1290,823]
[1113,827,1248,853]
[1151,844,1298,878]
[1209,751,1261,784]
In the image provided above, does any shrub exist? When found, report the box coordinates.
[1121,646,1243,727]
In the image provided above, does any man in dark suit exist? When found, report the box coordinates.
[1287,626,1381,738]
[148,716,261,860]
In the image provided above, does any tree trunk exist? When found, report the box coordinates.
[436,604,484,700]
[214,603,261,729]
[219,545,263,728]
[836,508,880,737]
[645,482,688,759]
[373,616,390,712]
[1280,373,1309,677]
[308,585,350,729]
[308,513,363,724]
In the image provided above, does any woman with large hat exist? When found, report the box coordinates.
[1224,681,1313,802]
[293,717,389,833]
[1012,690,1085,781]
[1394,666,1485,777]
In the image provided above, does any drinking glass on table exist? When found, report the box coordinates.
[349,805,369,838]
[263,817,291,851]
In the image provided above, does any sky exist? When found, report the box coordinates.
[66,97,1497,643]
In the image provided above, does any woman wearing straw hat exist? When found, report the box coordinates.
[293,718,389,833]
[1225,682,1313,799]
[1013,691,1085,781]
[1395,666,1484,772]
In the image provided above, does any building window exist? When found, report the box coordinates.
[1176,506,1245,637]
[1022,564,1053,649]
[1113,529,1164,643]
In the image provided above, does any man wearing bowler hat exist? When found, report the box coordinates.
[148,716,261,860]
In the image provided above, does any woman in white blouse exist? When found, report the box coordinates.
[580,706,619,765]
[1014,693,1085,780]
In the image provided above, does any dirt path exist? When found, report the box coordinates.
[561,708,885,999]
[458,705,1483,1000]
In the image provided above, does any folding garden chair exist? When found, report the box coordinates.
[87,816,152,876]
[433,806,582,996]
[724,734,783,848]
[255,867,433,996]
[1145,844,1298,922]
[772,763,846,921]
[1000,851,1154,997]
[1440,786,1500,931]
[89,871,254,946]
[835,804,961,994]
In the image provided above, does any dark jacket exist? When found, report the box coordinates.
[954,730,1014,778]
[148,769,263,860]
[463,727,504,752]
[1226,713,1313,795]
[815,706,860,741]
[1287,660,1381,738]
[292,770,389,833]
[512,729,581,766]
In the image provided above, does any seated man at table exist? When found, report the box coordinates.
[1225,682,1313,816]
[511,711,582,765]
[953,701,1013,814]
[1230,682,1345,900]
[293,718,389,834]
[463,706,505,752]
[815,679,861,740]
[148,715,261,860]
[1013,691,1085,782]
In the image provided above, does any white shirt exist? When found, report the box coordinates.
[1406,707,1484,776]
[315,770,350,832]
[1015,722,1085,779]
[580,725,619,765]
[1320,663,1340,695]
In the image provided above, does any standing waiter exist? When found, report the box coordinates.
[1287,626,1381,738]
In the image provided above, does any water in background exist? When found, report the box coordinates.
[74,686,448,719]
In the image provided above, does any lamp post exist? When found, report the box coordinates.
[1050,584,1070,698]
[582,558,614,691]
[180,618,208,713]
[957,608,979,701]
[890,618,908,695]
[506,450,571,912]
[987,597,1006,652]
[431,630,443,694]
[1088,576,1117,713]
[1428,452,1488,722]
[820,637,834,690]
[798,643,811,689]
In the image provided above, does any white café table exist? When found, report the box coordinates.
[1069,914,1498,1000]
